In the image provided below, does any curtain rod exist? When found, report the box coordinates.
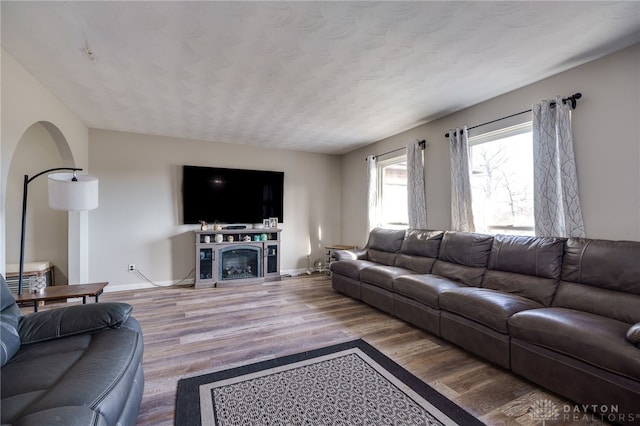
[365,140,425,161]
[444,93,582,138]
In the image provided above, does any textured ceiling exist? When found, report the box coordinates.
[2,1,639,154]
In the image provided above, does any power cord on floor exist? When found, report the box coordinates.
[132,267,195,288]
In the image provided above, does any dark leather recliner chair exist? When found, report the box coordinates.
[1,275,144,426]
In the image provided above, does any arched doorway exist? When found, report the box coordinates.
[6,121,77,285]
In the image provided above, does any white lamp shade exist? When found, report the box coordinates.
[48,172,99,211]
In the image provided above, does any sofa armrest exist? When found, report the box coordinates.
[627,323,640,348]
[335,249,368,261]
[18,302,133,345]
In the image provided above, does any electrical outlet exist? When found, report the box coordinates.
[128,264,135,272]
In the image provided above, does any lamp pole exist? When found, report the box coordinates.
[18,167,82,295]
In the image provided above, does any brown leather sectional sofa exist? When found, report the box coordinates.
[331,228,640,424]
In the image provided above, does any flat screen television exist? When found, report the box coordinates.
[182,165,284,224]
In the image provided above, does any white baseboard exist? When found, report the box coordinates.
[103,279,195,293]
[104,269,326,293]
[284,268,330,277]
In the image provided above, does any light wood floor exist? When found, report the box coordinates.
[68,276,608,425]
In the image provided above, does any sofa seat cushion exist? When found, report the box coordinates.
[360,265,415,291]
[330,259,378,280]
[509,308,640,380]
[439,288,543,333]
[393,274,465,309]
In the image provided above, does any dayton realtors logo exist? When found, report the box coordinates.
[529,400,638,424]
[529,399,560,425]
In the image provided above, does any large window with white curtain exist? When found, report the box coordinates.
[377,155,408,229]
[469,123,534,235]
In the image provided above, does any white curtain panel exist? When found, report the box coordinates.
[533,97,585,238]
[449,127,475,232]
[366,155,378,232]
[407,140,427,229]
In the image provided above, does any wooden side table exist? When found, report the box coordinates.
[14,282,109,312]
[324,245,358,276]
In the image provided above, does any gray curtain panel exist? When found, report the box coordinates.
[533,97,585,237]
[366,155,378,232]
[449,127,475,232]
[407,140,427,229]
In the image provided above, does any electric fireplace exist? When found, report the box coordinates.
[219,245,262,281]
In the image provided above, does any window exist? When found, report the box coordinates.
[469,123,534,236]
[377,156,408,229]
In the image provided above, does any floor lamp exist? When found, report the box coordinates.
[18,168,99,295]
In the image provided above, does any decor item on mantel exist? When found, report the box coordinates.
[199,220,208,230]
[18,167,98,295]
[215,234,223,243]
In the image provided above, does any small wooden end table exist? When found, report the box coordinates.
[14,282,109,312]
[324,245,358,276]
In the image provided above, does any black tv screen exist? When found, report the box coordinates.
[182,165,284,224]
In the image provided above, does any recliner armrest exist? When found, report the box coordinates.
[627,323,640,348]
[18,302,133,345]
[335,249,368,261]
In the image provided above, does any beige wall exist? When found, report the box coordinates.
[5,123,69,284]
[341,43,640,248]
[1,49,90,280]
[4,43,639,289]
[88,129,341,289]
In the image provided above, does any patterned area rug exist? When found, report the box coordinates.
[175,339,484,425]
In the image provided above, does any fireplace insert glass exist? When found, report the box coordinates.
[219,246,262,281]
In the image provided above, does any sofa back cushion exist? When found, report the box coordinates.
[400,229,444,257]
[430,232,493,286]
[366,228,406,253]
[438,232,494,267]
[393,229,443,273]
[560,238,640,295]
[488,235,565,278]
[365,228,406,266]
[1,275,21,366]
[394,254,436,274]
[552,282,640,324]
[431,261,486,286]
[553,238,640,322]
[482,271,558,306]
[482,235,565,306]
[368,249,398,266]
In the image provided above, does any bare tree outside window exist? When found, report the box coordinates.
[470,126,534,235]
[378,158,408,229]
